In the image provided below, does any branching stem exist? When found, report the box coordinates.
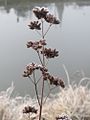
[33,71,41,106]
[39,18,45,120]
[44,23,52,37]
[28,76,34,84]
[35,29,42,37]
[36,75,43,84]
[43,86,57,104]
[37,50,43,66]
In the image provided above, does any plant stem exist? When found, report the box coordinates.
[44,23,52,37]
[41,19,44,39]
[37,50,43,66]
[28,76,34,84]
[43,86,57,104]
[39,18,45,120]
[39,77,44,120]
[28,113,31,120]
[35,29,42,37]
[41,18,45,66]
[36,75,43,84]
[33,72,40,106]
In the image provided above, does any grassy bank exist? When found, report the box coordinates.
[0,77,90,120]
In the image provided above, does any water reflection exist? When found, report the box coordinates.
[0,0,90,96]
[0,0,90,21]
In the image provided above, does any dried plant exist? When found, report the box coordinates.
[23,6,65,120]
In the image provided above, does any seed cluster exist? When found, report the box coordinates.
[27,40,46,50]
[41,48,59,58]
[28,7,60,31]
[23,106,37,114]
[28,21,41,30]
[23,63,48,77]
[45,13,60,24]
[42,72,65,88]
[23,62,65,88]
[33,7,49,19]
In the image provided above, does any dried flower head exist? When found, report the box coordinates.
[56,114,72,120]
[23,63,48,77]
[27,41,42,50]
[41,48,59,58]
[45,14,60,24]
[41,71,65,88]
[23,63,39,77]
[27,40,46,50]
[23,106,37,114]
[28,21,41,30]
[39,65,48,73]
[33,7,49,19]
[39,39,47,46]
[48,74,65,88]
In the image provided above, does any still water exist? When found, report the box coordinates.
[0,0,90,96]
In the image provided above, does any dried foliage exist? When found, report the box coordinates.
[1,79,90,120]
[23,6,64,120]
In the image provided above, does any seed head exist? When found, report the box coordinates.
[48,74,65,88]
[23,106,37,114]
[27,40,46,50]
[45,13,60,24]
[23,63,39,77]
[23,63,48,77]
[28,21,41,30]
[33,7,49,19]
[41,48,59,59]
[41,71,65,88]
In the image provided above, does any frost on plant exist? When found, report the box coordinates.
[22,6,65,120]
[1,81,90,120]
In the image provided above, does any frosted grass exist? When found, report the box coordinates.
[0,77,90,120]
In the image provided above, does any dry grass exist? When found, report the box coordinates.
[0,68,90,120]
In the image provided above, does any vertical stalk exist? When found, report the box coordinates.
[39,18,45,120]
[41,18,45,65]
[28,113,31,120]
[39,76,44,120]
[37,51,43,66]
[41,18,44,39]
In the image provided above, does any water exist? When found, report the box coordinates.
[0,0,90,96]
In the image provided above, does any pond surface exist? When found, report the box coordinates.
[0,0,90,96]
